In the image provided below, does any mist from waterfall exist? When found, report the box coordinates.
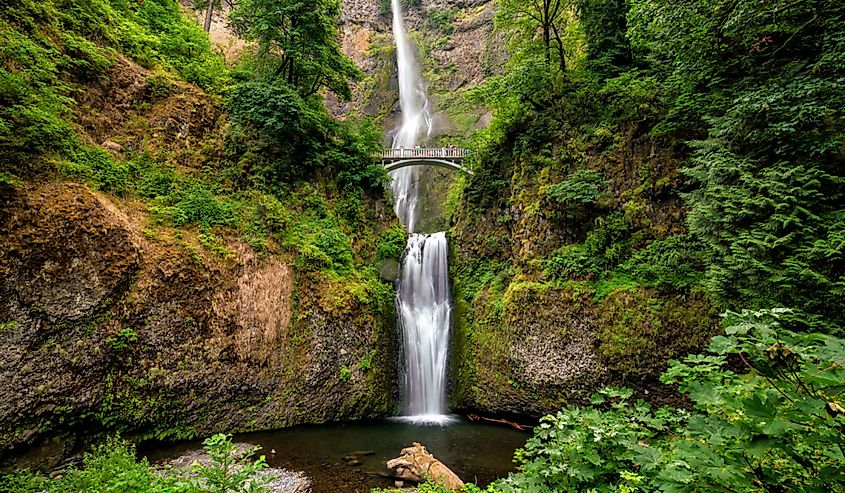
[389,0,453,425]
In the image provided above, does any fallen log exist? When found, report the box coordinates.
[386,442,463,490]
[466,414,532,431]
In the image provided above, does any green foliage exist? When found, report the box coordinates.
[0,0,227,174]
[496,387,685,493]
[0,434,270,493]
[175,434,269,493]
[544,213,633,281]
[159,183,239,228]
[615,234,706,291]
[375,225,407,264]
[626,0,845,333]
[466,0,845,337]
[495,0,580,78]
[227,80,384,188]
[106,328,139,352]
[545,167,610,210]
[359,349,377,372]
[595,289,715,379]
[284,212,355,275]
[425,7,457,35]
[229,0,360,100]
[492,309,845,492]
[339,366,352,382]
[573,0,631,76]
[227,81,327,159]
[544,243,603,279]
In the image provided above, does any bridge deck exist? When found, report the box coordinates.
[380,148,469,161]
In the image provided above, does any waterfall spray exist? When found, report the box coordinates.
[389,0,453,425]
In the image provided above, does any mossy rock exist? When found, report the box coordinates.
[595,287,718,380]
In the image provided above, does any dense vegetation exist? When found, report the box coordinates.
[2,0,843,490]
[457,0,844,333]
[1,0,390,245]
[443,0,845,490]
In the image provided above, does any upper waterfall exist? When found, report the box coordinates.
[388,0,433,233]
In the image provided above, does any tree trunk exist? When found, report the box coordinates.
[543,25,551,66]
[203,0,214,32]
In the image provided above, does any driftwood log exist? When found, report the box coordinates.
[386,442,464,490]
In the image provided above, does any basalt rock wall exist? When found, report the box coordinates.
[0,182,398,469]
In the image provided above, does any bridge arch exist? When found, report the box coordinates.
[383,158,473,174]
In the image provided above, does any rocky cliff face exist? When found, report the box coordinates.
[334,0,503,137]
[0,54,400,470]
[448,124,718,417]
[0,181,398,470]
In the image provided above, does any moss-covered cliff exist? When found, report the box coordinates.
[448,105,718,417]
[0,0,404,470]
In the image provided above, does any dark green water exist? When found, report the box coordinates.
[143,417,529,492]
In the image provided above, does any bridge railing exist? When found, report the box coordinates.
[381,148,471,159]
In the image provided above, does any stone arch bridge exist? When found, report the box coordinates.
[379,148,473,174]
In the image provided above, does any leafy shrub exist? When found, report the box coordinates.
[615,234,706,291]
[152,181,239,228]
[544,243,603,279]
[425,7,457,35]
[0,0,228,176]
[544,213,633,282]
[546,168,610,209]
[176,433,269,492]
[496,387,685,493]
[494,309,845,492]
[285,217,355,274]
[228,81,327,155]
[375,225,407,264]
[1,437,162,492]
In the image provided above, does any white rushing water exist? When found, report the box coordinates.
[389,0,432,234]
[389,0,453,425]
[395,233,452,423]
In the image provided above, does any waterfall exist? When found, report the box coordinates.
[389,0,453,425]
[396,233,451,422]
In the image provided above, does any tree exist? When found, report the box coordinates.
[229,0,360,99]
[496,0,574,75]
